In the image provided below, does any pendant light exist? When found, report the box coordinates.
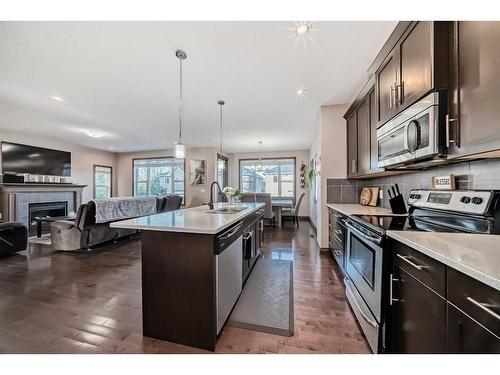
[174,49,187,159]
[217,100,226,169]
[255,141,263,171]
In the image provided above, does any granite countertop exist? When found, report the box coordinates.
[326,203,405,217]
[387,231,500,292]
[110,202,265,235]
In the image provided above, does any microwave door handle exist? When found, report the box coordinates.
[403,123,412,154]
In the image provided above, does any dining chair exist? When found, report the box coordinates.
[282,192,305,227]
[240,193,276,226]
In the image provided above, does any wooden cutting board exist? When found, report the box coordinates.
[360,188,371,206]
[368,187,379,207]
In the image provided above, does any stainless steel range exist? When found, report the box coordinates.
[344,189,500,353]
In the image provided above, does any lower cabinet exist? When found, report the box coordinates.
[390,265,447,353]
[389,239,500,354]
[447,302,500,354]
[328,208,347,273]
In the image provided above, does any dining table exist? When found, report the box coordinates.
[271,199,294,227]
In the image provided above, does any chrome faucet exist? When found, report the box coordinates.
[208,181,223,210]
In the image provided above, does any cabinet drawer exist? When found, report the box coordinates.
[447,268,500,338]
[392,240,446,297]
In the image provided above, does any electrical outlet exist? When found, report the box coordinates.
[379,190,383,200]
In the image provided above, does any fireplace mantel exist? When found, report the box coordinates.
[0,183,87,225]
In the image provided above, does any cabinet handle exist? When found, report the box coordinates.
[446,114,457,145]
[466,297,500,321]
[395,82,403,105]
[389,84,394,109]
[351,159,357,173]
[389,273,399,305]
[396,253,428,270]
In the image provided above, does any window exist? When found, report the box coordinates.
[94,165,112,199]
[239,158,295,198]
[133,158,185,200]
[217,154,228,188]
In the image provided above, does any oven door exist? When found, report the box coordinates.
[345,223,383,321]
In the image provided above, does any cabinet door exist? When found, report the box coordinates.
[346,112,358,177]
[369,90,380,171]
[399,21,433,107]
[447,303,500,354]
[449,21,500,157]
[376,48,399,125]
[390,265,447,353]
[356,96,370,175]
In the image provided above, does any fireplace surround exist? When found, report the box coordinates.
[0,183,86,237]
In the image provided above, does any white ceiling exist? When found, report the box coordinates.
[0,21,396,153]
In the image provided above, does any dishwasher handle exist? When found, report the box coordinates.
[216,222,243,254]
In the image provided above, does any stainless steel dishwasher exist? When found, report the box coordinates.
[215,222,243,334]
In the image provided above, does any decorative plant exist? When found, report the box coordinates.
[307,168,316,190]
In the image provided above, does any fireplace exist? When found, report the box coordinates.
[28,201,68,237]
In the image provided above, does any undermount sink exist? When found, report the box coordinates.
[205,206,248,214]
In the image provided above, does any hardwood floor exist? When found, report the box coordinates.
[0,221,370,354]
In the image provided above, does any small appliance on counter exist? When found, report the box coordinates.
[0,172,24,184]
[343,189,500,353]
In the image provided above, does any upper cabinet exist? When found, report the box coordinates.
[375,21,449,127]
[346,112,358,178]
[376,49,399,125]
[448,21,500,158]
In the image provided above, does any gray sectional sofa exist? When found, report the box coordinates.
[50,195,182,251]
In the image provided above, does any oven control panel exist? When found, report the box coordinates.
[408,189,493,215]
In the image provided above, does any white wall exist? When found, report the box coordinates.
[227,150,310,217]
[0,129,117,203]
[309,103,349,248]
[116,146,218,207]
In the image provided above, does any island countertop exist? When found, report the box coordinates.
[110,202,265,235]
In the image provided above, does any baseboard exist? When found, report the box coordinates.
[307,217,317,235]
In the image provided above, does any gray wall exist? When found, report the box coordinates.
[327,158,500,210]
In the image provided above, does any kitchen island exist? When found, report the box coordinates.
[111,202,265,351]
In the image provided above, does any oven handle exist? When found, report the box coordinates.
[346,222,382,246]
[344,277,378,328]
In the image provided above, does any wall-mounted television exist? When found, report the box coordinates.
[1,142,71,177]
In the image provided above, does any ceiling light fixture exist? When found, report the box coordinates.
[51,95,64,102]
[85,130,105,138]
[174,49,187,159]
[296,23,310,36]
[255,141,263,172]
[217,100,226,169]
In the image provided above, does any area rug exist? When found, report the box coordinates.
[228,258,294,336]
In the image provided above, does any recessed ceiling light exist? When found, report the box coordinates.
[296,23,310,36]
[51,95,64,102]
[85,130,106,138]
[294,85,309,101]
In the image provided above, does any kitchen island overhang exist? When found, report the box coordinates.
[111,203,265,351]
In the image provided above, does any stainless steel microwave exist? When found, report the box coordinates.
[377,91,448,169]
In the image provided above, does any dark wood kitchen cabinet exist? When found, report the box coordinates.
[389,239,500,354]
[376,48,399,125]
[447,303,500,354]
[375,21,449,127]
[356,95,371,176]
[346,112,358,177]
[345,82,384,178]
[390,264,447,353]
[448,21,500,158]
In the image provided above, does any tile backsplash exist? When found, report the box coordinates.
[327,158,500,210]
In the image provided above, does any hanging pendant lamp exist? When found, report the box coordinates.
[217,100,226,169]
[174,49,187,159]
[255,141,263,171]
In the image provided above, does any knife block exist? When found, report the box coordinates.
[389,194,408,214]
